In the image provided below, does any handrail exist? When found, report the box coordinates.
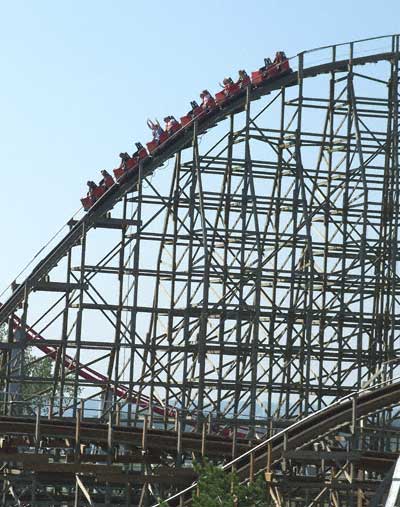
[303,33,399,54]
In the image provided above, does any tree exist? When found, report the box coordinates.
[160,460,271,507]
[193,461,270,507]
[0,324,75,410]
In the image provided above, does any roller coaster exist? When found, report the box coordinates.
[1,33,400,505]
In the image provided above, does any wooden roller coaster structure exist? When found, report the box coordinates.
[0,33,400,505]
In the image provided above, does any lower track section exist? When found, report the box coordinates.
[0,412,249,506]
[0,380,400,505]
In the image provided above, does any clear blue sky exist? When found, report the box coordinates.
[0,0,399,293]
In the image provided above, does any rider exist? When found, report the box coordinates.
[200,90,215,111]
[273,51,288,72]
[119,152,131,170]
[274,51,288,63]
[164,115,179,135]
[221,77,234,94]
[99,170,114,189]
[87,180,98,199]
[260,57,273,74]
[237,69,250,88]
[147,119,164,143]
[134,142,144,153]
[186,100,200,118]
[132,142,145,158]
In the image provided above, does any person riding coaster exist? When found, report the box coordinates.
[273,51,289,72]
[221,77,234,95]
[87,180,97,194]
[86,180,98,205]
[163,115,179,135]
[274,51,288,64]
[119,152,131,170]
[200,89,215,111]
[260,57,273,74]
[147,119,164,143]
[99,169,114,189]
[237,69,250,88]
[186,100,199,118]
[131,142,145,159]
[131,142,147,168]
[81,180,99,211]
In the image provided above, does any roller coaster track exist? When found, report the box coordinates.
[9,314,156,414]
[0,379,397,500]
[0,46,398,328]
[1,35,400,503]
[8,315,250,438]
[159,378,400,505]
[0,414,248,457]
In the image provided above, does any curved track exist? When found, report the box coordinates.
[0,414,248,457]
[0,47,397,325]
[1,34,400,505]
[160,379,400,505]
[0,379,398,504]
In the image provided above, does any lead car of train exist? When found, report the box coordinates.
[81,52,291,211]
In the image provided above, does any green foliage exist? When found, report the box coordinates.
[0,324,75,406]
[19,349,54,403]
[190,460,270,507]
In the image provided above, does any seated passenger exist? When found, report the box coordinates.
[147,119,164,143]
[134,142,144,153]
[221,77,234,94]
[87,180,98,199]
[237,69,250,88]
[260,57,273,73]
[164,115,179,135]
[274,51,288,64]
[132,142,145,158]
[99,170,114,189]
[185,101,199,119]
[200,90,215,111]
[119,152,131,170]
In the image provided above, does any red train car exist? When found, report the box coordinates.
[81,196,93,211]
[180,106,207,126]
[146,131,170,154]
[83,50,292,213]
[92,186,106,199]
[113,147,148,180]
[215,82,241,106]
[113,167,124,180]
[252,52,291,86]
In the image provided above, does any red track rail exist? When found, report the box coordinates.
[8,314,249,437]
[2,42,398,441]
[10,314,165,415]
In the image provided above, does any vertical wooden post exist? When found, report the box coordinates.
[139,415,149,507]
[75,406,81,463]
[249,443,255,483]
[74,405,81,507]
[176,417,183,467]
[116,402,121,426]
[201,418,207,457]
[34,405,40,453]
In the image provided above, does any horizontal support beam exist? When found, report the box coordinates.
[34,281,87,293]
